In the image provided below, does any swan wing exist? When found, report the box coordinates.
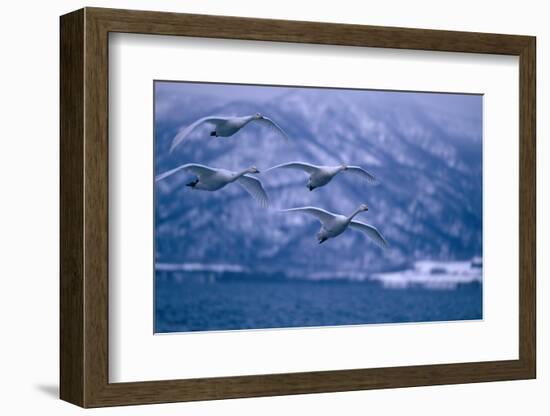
[349,220,388,248]
[237,175,270,208]
[346,166,377,184]
[254,116,289,141]
[265,162,319,174]
[281,207,335,225]
[169,116,228,152]
[155,163,217,182]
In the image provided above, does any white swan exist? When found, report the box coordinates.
[266,162,376,191]
[156,164,269,207]
[170,113,289,152]
[281,204,387,246]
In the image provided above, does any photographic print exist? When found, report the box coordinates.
[154,81,483,333]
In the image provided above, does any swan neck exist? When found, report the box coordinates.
[235,168,250,178]
[347,208,362,222]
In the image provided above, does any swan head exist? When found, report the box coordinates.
[359,203,369,212]
[248,166,260,174]
[254,112,263,119]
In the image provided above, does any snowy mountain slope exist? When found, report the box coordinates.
[154,84,482,275]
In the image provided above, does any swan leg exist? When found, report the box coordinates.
[307,184,316,191]
[318,236,328,244]
[210,131,217,137]
[186,178,199,188]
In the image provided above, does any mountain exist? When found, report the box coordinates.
[154,85,482,276]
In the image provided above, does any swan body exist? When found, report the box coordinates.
[170,113,288,152]
[156,164,269,207]
[281,204,387,246]
[266,162,376,191]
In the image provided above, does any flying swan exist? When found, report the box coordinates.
[170,113,289,152]
[266,162,377,191]
[155,163,269,207]
[281,204,388,246]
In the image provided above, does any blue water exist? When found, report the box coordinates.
[155,276,482,333]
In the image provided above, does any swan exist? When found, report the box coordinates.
[266,162,377,191]
[281,204,387,246]
[170,113,289,152]
[156,163,269,207]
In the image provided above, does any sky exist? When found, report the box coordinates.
[154,80,482,122]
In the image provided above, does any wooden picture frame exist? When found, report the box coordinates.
[60,7,536,408]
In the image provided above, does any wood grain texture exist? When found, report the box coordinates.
[59,8,84,407]
[83,10,110,406]
[88,7,532,54]
[59,7,537,408]
[518,38,536,376]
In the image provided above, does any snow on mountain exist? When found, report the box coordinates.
[371,259,482,290]
[154,84,482,276]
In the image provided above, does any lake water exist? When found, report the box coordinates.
[155,276,482,333]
